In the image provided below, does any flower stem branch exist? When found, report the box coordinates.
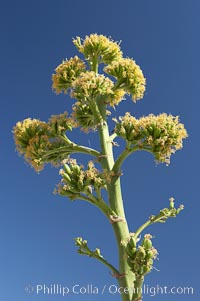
[72,192,117,222]
[134,203,184,240]
[113,144,154,173]
[42,144,100,160]
[109,132,118,141]
[75,237,119,275]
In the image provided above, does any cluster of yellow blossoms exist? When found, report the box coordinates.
[48,111,78,134]
[114,112,188,164]
[73,34,123,64]
[52,56,85,94]
[104,58,146,102]
[13,113,76,171]
[70,71,126,108]
[13,118,50,171]
[71,102,98,131]
[51,34,146,114]
[14,34,187,172]
[71,71,114,100]
[125,235,158,278]
[56,159,106,200]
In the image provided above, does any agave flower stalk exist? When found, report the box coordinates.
[13,34,187,301]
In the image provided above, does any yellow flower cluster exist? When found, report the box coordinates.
[56,159,106,199]
[71,71,114,100]
[126,235,158,277]
[114,113,188,164]
[72,102,97,131]
[73,34,122,64]
[48,111,78,135]
[13,118,50,171]
[13,118,49,154]
[110,89,126,106]
[51,34,145,117]
[13,113,78,171]
[104,58,146,102]
[52,56,86,94]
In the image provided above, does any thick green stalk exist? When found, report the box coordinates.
[107,178,134,301]
[131,277,144,301]
[97,104,114,170]
[97,104,134,301]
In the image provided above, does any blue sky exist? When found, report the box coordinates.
[1,0,199,300]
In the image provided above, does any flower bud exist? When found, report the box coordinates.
[63,163,72,175]
[142,238,152,250]
[153,127,161,138]
[63,173,71,183]
[143,265,151,275]
[77,179,84,190]
[145,250,154,260]
[75,237,83,246]
[127,257,134,268]
[125,244,137,259]
[72,164,81,175]
[94,248,102,257]
[148,258,153,265]
[169,197,175,209]
[142,234,153,250]
[176,204,184,214]
[139,266,144,275]
[147,126,154,135]
[129,237,136,248]
[133,263,140,272]
[136,246,146,260]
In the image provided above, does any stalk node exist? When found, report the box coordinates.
[109,215,126,224]
[111,272,127,279]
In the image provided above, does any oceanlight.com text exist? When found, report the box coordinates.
[25,283,194,297]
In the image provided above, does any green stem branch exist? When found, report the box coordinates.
[75,238,119,275]
[79,249,119,275]
[134,220,152,240]
[74,192,116,222]
[109,132,118,141]
[134,205,184,240]
[42,144,100,160]
[113,145,153,173]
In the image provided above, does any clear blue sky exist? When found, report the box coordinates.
[1,1,199,300]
